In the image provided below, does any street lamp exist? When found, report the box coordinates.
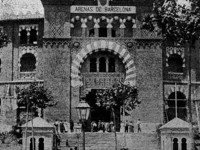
[75,100,90,150]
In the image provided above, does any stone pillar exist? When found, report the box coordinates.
[35,137,39,150]
[94,18,100,37]
[107,18,113,37]
[120,19,126,37]
[81,18,87,37]
[178,138,181,150]
[106,58,109,72]
[97,58,100,72]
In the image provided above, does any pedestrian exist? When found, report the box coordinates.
[129,121,134,132]
[137,119,141,133]
[70,119,74,133]
[64,120,69,133]
[125,121,128,133]
[60,120,65,133]
[54,119,59,133]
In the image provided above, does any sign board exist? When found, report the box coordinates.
[83,73,124,89]
[70,6,136,14]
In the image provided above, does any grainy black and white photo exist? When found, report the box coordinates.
[0,0,199,150]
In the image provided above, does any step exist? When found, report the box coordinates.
[60,132,159,150]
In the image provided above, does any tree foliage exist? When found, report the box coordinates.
[142,0,200,45]
[16,83,56,110]
[96,82,139,112]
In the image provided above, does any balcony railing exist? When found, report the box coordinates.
[20,71,36,80]
[168,72,184,81]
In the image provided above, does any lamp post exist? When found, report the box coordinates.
[75,100,90,150]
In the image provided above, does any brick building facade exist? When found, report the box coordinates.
[0,0,200,130]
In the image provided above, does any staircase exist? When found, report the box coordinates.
[59,132,159,150]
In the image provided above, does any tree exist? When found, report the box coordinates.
[16,83,56,150]
[142,0,200,149]
[96,82,139,150]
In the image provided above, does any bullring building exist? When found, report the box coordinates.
[0,0,200,150]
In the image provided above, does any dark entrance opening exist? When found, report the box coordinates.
[86,89,111,123]
[85,89,121,131]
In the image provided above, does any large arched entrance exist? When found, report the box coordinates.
[80,50,126,131]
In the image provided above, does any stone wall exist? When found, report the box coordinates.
[132,41,163,123]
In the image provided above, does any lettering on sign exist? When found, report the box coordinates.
[83,73,124,89]
[70,6,136,14]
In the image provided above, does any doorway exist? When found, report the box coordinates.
[85,89,121,131]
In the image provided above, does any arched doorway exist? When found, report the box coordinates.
[167,91,187,121]
[80,51,126,131]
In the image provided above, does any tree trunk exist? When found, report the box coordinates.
[112,108,117,150]
[25,103,29,150]
[31,107,34,150]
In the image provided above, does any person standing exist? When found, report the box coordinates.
[137,119,141,133]
[70,119,74,133]
[125,121,128,133]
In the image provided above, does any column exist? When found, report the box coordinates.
[81,18,87,37]
[178,138,181,150]
[97,58,100,72]
[120,19,126,37]
[27,27,30,44]
[36,138,39,150]
[94,18,100,37]
[107,18,113,37]
[106,58,109,72]
[132,19,137,37]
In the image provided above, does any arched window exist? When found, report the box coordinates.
[182,138,187,150]
[29,29,37,44]
[167,91,187,121]
[20,30,28,44]
[38,138,44,150]
[99,57,106,72]
[109,58,115,72]
[173,138,178,150]
[168,54,183,72]
[99,28,107,37]
[30,138,36,150]
[20,53,36,72]
[90,58,97,72]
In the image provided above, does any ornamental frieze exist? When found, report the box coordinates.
[43,39,71,48]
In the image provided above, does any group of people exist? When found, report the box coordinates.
[124,119,141,133]
[54,119,74,134]
[53,118,142,134]
[91,120,115,132]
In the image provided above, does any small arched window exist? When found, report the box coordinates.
[168,54,183,72]
[90,58,97,72]
[182,138,187,150]
[99,57,106,72]
[20,30,28,44]
[20,53,36,72]
[29,29,37,44]
[38,138,44,150]
[109,58,115,72]
[30,138,36,150]
[173,138,178,150]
